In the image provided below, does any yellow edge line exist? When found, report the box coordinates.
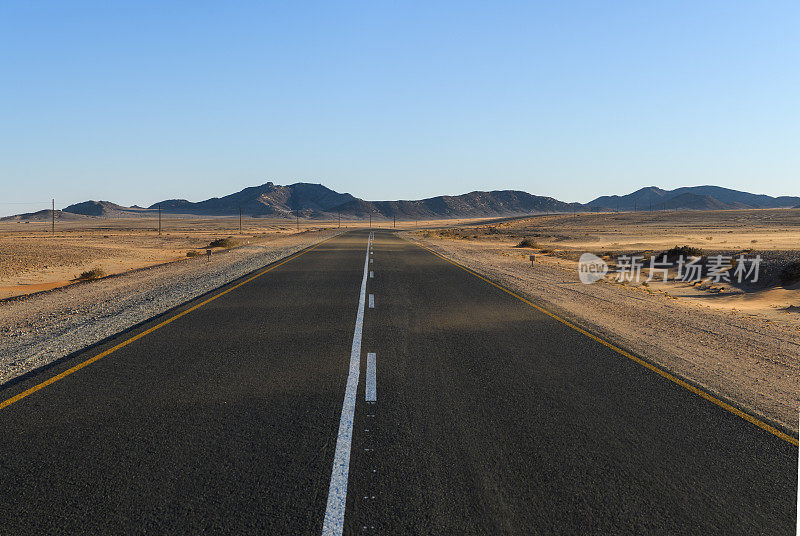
[412,240,799,447]
[0,237,336,412]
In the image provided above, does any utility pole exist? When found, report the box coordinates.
[158,203,162,236]
[51,199,55,236]
[338,209,341,228]
[296,210,299,231]
[369,213,372,228]
[239,206,242,234]
[393,214,396,228]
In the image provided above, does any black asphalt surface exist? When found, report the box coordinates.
[0,230,796,535]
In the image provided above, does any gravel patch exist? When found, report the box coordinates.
[0,229,344,385]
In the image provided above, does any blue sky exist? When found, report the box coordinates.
[1,1,798,215]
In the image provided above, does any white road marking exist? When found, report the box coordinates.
[368,294,374,308]
[321,233,371,536]
[369,271,374,279]
[370,258,373,264]
[366,353,376,402]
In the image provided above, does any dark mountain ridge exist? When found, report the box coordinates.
[147,182,356,217]
[330,190,582,219]
[5,183,797,220]
[589,185,799,211]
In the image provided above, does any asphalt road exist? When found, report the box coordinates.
[0,230,796,535]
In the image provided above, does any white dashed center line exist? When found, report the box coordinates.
[321,232,372,536]
[366,353,376,402]
[368,294,375,309]
[369,271,374,279]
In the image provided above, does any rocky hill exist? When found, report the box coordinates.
[589,185,799,211]
[148,182,356,217]
[6,182,797,221]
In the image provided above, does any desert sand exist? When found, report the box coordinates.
[0,217,340,300]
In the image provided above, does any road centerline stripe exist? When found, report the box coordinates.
[366,353,376,403]
[321,233,372,535]
[368,294,375,309]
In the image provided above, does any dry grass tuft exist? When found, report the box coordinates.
[207,237,238,248]
[514,238,539,249]
[76,267,106,281]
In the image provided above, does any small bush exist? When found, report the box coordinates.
[780,261,800,285]
[207,237,238,248]
[664,245,704,259]
[186,250,201,257]
[514,238,539,248]
[77,267,105,281]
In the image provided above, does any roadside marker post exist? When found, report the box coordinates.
[530,254,535,265]
[206,249,212,261]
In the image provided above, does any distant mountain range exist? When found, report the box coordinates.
[3,183,797,221]
[148,183,356,218]
[587,186,800,211]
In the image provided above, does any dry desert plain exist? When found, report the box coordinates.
[0,215,485,300]
[0,216,337,300]
[405,208,800,434]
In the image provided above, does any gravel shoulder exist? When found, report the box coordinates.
[0,229,344,386]
[403,232,800,435]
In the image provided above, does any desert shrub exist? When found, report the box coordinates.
[77,267,105,281]
[780,261,800,285]
[664,245,704,259]
[540,248,554,254]
[514,238,539,248]
[207,237,238,248]
[186,250,201,257]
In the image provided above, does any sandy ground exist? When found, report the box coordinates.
[419,209,800,318]
[403,209,800,434]
[0,217,345,300]
[450,208,800,251]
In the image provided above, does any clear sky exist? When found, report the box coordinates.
[1,1,798,215]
